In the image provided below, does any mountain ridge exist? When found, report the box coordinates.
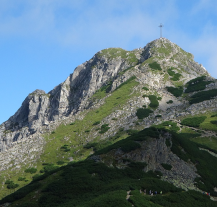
[1,38,217,205]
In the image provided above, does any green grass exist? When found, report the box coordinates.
[0,160,185,207]
[155,121,180,132]
[181,116,206,127]
[0,76,139,200]
[118,66,134,76]
[40,78,139,163]
[2,124,217,206]
[199,113,217,131]
[115,76,136,90]
[190,137,217,152]
[98,48,138,64]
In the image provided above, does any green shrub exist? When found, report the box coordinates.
[93,121,100,125]
[57,161,65,165]
[185,76,212,93]
[126,129,139,135]
[99,124,110,134]
[136,108,153,119]
[4,180,19,189]
[18,177,26,181]
[128,162,147,170]
[42,162,50,165]
[85,130,90,133]
[171,132,217,195]
[149,62,162,70]
[70,122,75,125]
[211,114,217,117]
[167,68,176,76]
[181,116,206,127]
[166,86,183,97]
[142,86,149,91]
[32,174,41,181]
[171,73,181,81]
[189,89,217,104]
[5,180,13,185]
[43,164,58,173]
[60,145,68,150]
[167,100,173,104]
[112,118,118,120]
[25,167,37,174]
[167,68,182,81]
[7,182,19,189]
[84,142,98,150]
[165,139,171,147]
[155,115,162,118]
[157,97,162,100]
[210,121,217,125]
[51,131,55,134]
[161,163,172,170]
[148,95,159,109]
[121,140,141,153]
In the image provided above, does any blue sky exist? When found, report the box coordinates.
[1,0,217,124]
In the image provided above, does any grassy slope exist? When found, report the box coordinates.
[1,123,217,206]
[0,78,139,199]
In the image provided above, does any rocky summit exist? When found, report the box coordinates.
[1,38,217,206]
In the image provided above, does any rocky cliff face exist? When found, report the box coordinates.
[0,37,212,168]
[94,131,198,190]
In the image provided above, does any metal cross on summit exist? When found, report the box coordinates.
[159,23,163,38]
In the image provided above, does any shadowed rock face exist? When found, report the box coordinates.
[0,38,210,152]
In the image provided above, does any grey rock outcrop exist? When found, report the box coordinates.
[96,132,198,190]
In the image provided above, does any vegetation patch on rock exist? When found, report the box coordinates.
[181,116,207,127]
[189,89,217,104]
[149,62,162,71]
[161,163,172,170]
[185,76,213,93]
[167,68,182,81]
[166,86,183,97]
[136,108,153,119]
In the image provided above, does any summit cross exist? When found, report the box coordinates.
[159,23,163,38]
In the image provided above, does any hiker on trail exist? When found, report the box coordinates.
[140,189,142,193]
[155,191,157,195]
[208,193,210,196]
[144,189,146,195]
[151,192,153,196]
[149,190,152,195]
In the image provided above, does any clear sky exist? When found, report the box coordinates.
[1,0,217,124]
